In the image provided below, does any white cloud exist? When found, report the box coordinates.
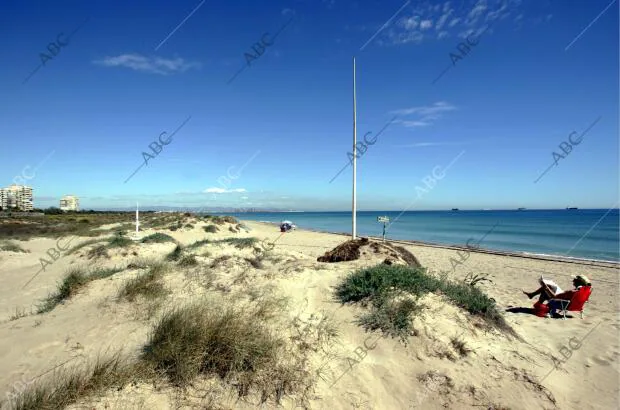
[391,102,456,128]
[94,54,200,75]
[204,188,247,194]
[241,196,249,199]
[391,101,456,117]
[467,0,488,21]
[396,141,474,147]
[419,20,433,30]
[436,12,451,31]
[392,30,424,45]
[401,16,420,30]
[385,0,520,46]
[401,120,431,128]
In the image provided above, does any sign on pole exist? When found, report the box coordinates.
[377,216,390,241]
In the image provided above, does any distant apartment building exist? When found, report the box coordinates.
[0,184,33,211]
[60,195,80,211]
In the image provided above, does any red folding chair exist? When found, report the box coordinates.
[548,286,592,320]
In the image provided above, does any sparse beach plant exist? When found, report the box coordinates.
[244,256,264,269]
[165,244,184,261]
[89,265,125,280]
[187,239,211,250]
[140,232,176,244]
[209,255,231,269]
[218,237,259,249]
[65,237,110,255]
[118,263,169,302]
[87,244,109,259]
[204,224,219,233]
[463,272,494,287]
[6,353,142,410]
[37,266,90,313]
[9,307,30,321]
[108,231,133,248]
[450,335,472,357]
[0,241,29,253]
[178,254,198,267]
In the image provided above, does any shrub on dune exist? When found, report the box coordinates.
[165,244,184,261]
[204,225,219,233]
[140,233,176,244]
[217,237,258,249]
[336,264,514,337]
[142,301,302,402]
[0,241,29,253]
[118,263,168,302]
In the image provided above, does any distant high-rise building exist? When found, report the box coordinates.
[0,185,33,211]
[60,195,80,211]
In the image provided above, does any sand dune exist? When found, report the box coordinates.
[0,216,618,409]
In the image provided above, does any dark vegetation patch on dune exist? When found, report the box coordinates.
[335,264,515,339]
[318,238,421,267]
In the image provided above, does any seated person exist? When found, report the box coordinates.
[523,275,591,316]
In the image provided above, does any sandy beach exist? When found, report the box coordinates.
[0,215,618,409]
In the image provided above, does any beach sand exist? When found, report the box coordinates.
[0,217,618,409]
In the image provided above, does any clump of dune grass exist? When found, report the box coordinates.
[203,224,219,233]
[36,265,126,314]
[165,244,183,261]
[118,263,168,302]
[187,239,210,250]
[178,254,198,267]
[0,241,29,253]
[5,353,145,410]
[9,307,30,321]
[37,267,90,313]
[87,244,109,259]
[335,264,514,337]
[126,257,158,269]
[209,255,231,269]
[215,237,258,249]
[244,256,264,269]
[358,295,422,341]
[141,300,307,403]
[450,335,472,357]
[204,215,238,225]
[65,237,111,255]
[141,232,176,244]
[89,265,125,280]
[107,232,133,248]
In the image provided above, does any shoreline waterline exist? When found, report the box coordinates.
[247,220,620,268]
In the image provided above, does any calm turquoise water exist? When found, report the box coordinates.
[216,209,619,262]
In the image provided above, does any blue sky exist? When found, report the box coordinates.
[1,0,618,211]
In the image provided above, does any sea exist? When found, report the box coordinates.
[214,209,620,263]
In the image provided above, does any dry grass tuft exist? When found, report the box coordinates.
[118,262,169,302]
[0,241,30,253]
[142,297,311,404]
[5,353,148,410]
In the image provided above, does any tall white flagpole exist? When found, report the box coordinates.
[352,57,357,240]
